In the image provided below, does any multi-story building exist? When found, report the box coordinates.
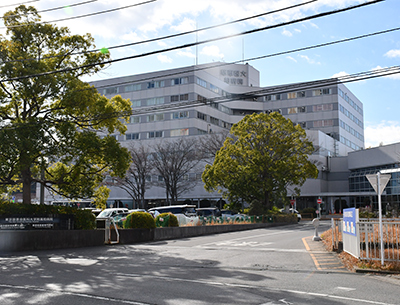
[85,62,366,210]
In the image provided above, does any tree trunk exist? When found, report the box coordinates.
[21,168,32,204]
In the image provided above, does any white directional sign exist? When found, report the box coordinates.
[366,174,391,195]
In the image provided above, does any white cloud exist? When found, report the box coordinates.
[177,48,196,58]
[200,45,224,59]
[287,56,297,63]
[365,121,400,148]
[384,49,400,58]
[299,55,320,65]
[282,28,292,37]
[332,71,350,78]
[157,54,173,63]
[171,17,196,32]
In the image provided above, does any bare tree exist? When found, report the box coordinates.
[198,130,230,164]
[110,143,153,209]
[152,137,202,204]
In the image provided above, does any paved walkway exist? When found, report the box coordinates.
[302,236,348,272]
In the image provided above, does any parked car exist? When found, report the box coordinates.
[96,208,129,219]
[220,209,246,221]
[196,207,222,217]
[112,211,131,228]
[280,208,302,222]
[148,205,199,226]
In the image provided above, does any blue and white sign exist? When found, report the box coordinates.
[343,208,357,236]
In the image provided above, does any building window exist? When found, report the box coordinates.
[171,77,188,86]
[313,104,333,112]
[266,94,281,101]
[171,95,179,102]
[210,116,219,125]
[130,116,140,124]
[313,120,334,127]
[197,95,207,103]
[288,107,298,114]
[197,112,207,121]
[126,133,139,140]
[147,114,164,122]
[173,111,189,119]
[210,84,219,93]
[147,97,164,105]
[132,100,141,108]
[125,84,141,92]
[287,92,297,99]
[148,131,163,138]
[170,128,189,137]
[196,77,207,88]
[104,87,119,95]
[180,94,189,101]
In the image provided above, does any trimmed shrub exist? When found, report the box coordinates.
[123,211,155,229]
[0,202,95,230]
[300,207,317,218]
[155,212,179,227]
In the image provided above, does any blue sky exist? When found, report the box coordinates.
[1,0,399,148]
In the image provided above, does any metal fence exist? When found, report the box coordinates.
[359,219,400,262]
[331,218,400,263]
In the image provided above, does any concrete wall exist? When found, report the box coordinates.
[0,221,294,253]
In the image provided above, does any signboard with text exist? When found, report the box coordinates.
[343,208,357,236]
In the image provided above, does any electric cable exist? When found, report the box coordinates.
[0,0,317,64]
[0,0,39,9]
[1,0,157,29]
[1,0,98,19]
[0,0,384,82]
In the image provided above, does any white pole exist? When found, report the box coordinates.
[377,172,384,266]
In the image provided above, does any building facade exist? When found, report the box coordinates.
[40,62,377,211]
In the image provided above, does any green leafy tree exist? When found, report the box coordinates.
[202,112,318,211]
[0,6,131,203]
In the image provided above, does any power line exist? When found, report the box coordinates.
[90,25,400,92]
[0,0,39,9]
[1,0,317,64]
[1,0,157,29]
[0,0,383,82]
[1,0,98,19]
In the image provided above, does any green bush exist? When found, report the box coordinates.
[155,212,179,227]
[0,202,95,229]
[123,211,155,229]
[300,207,317,218]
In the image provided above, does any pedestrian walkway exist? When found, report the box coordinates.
[302,236,347,272]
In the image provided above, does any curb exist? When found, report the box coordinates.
[355,268,400,275]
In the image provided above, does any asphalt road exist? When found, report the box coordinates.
[1,221,399,305]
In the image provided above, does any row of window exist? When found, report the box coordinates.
[99,75,229,99]
[124,127,209,141]
[338,88,362,115]
[145,172,202,183]
[339,104,363,128]
[265,88,332,101]
[129,111,189,124]
[267,103,333,115]
[340,135,362,151]
[197,111,232,129]
[340,120,364,141]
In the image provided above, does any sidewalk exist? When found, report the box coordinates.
[302,236,347,272]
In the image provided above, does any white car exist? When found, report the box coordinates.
[280,208,302,222]
[148,205,200,226]
[96,208,129,219]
